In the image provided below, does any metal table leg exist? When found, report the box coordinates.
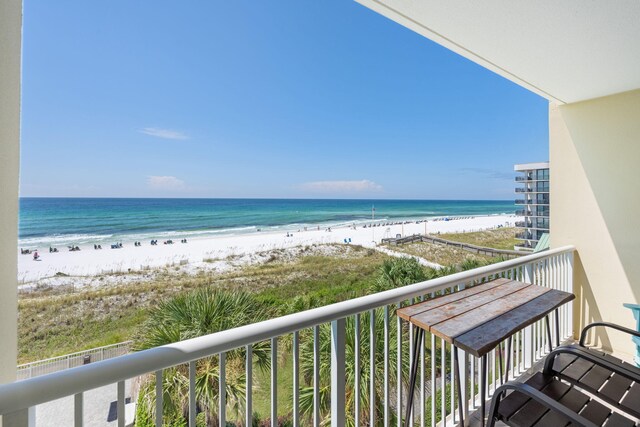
[497,342,504,385]
[481,354,487,427]
[404,328,424,427]
[504,337,512,384]
[545,315,553,353]
[453,346,464,426]
[554,308,560,347]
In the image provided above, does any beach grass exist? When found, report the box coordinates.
[18,245,388,363]
[384,240,495,265]
[382,227,518,265]
[438,227,519,250]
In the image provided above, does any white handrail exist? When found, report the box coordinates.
[0,246,575,415]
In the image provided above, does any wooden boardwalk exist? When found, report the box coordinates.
[380,233,522,259]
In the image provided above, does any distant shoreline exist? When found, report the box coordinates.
[18,212,514,249]
[18,213,519,283]
[19,198,515,249]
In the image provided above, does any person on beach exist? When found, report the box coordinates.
[33,251,39,261]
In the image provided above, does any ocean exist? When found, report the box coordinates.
[19,198,514,248]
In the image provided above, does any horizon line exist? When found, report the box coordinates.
[19,196,514,202]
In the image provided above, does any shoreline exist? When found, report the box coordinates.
[18,214,518,283]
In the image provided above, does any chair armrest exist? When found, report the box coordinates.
[580,321,640,346]
[544,344,640,383]
[488,381,598,427]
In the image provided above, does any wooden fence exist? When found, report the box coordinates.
[380,234,523,259]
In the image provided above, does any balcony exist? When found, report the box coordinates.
[516,189,549,194]
[0,248,575,427]
[516,221,549,230]
[515,200,550,206]
[515,232,541,241]
[516,211,550,219]
[514,176,531,182]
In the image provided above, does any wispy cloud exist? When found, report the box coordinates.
[299,179,383,194]
[459,168,513,180]
[139,127,189,140]
[147,175,186,191]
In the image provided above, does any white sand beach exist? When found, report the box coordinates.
[18,214,518,283]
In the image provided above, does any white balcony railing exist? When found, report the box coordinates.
[17,341,133,381]
[0,246,575,427]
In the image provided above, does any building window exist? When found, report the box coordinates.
[536,181,549,192]
[536,194,549,204]
[536,169,549,180]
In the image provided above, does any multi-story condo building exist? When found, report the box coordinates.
[514,162,550,251]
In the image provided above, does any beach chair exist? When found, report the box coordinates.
[488,322,640,426]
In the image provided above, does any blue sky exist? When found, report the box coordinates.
[20,1,548,200]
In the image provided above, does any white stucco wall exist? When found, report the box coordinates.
[0,0,22,388]
[550,89,640,358]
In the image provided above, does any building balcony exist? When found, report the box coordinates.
[515,232,541,240]
[515,189,549,194]
[515,200,550,206]
[516,211,550,219]
[515,177,549,183]
[0,248,576,427]
[517,221,550,230]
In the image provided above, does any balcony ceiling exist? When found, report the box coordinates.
[356,0,640,104]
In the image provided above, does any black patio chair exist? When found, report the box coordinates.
[487,322,640,427]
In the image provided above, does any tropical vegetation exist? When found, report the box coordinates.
[134,255,500,426]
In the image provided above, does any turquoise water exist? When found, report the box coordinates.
[19,198,514,247]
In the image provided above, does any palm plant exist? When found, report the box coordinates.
[372,257,431,292]
[295,257,461,426]
[299,309,414,426]
[135,288,272,425]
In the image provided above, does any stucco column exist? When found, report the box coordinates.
[0,0,22,388]
[549,91,640,358]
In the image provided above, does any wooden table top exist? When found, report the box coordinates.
[397,278,575,357]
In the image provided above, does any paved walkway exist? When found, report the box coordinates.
[373,246,443,270]
[35,379,135,427]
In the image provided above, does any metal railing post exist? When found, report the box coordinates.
[567,251,574,339]
[2,407,35,427]
[189,361,196,427]
[270,338,277,427]
[245,346,252,427]
[74,393,83,427]
[523,263,534,369]
[331,319,346,427]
